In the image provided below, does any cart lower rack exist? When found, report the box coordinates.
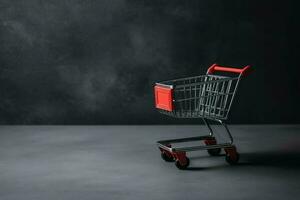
[154,63,251,170]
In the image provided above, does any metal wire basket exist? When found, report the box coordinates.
[156,74,239,120]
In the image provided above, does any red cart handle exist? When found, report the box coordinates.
[207,63,251,76]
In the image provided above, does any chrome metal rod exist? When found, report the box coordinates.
[172,143,232,152]
[216,119,234,144]
[202,118,214,136]
[157,135,212,145]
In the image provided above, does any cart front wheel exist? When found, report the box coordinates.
[161,151,174,162]
[225,148,239,165]
[175,157,190,170]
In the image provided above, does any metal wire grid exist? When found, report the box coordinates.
[157,75,240,120]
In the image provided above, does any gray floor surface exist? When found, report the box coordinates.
[0,125,300,200]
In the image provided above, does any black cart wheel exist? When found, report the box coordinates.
[207,148,221,156]
[225,152,239,165]
[175,157,190,170]
[161,151,174,162]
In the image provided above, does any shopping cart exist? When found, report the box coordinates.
[154,63,251,170]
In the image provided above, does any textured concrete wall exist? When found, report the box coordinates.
[0,0,298,124]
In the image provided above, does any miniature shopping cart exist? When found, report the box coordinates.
[154,63,251,170]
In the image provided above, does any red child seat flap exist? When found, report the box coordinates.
[154,85,173,111]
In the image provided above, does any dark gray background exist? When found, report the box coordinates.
[0,0,299,124]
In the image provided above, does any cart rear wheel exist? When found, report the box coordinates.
[161,151,174,162]
[207,148,221,156]
[175,157,190,170]
[225,151,239,165]
[204,138,221,156]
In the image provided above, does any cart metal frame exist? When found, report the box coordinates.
[154,63,251,169]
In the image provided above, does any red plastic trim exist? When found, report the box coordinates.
[224,146,238,160]
[173,151,188,165]
[207,63,251,76]
[204,138,217,145]
[154,85,173,111]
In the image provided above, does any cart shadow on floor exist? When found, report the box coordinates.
[240,151,300,169]
[186,151,300,171]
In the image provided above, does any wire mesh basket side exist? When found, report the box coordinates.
[158,75,239,120]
